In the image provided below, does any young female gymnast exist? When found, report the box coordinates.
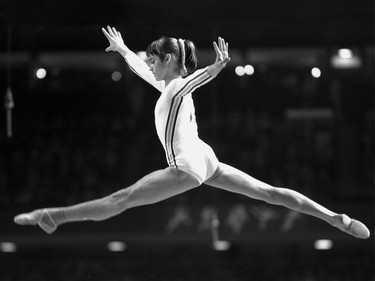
[14,26,369,239]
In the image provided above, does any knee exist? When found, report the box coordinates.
[107,189,131,211]
[109,185,150,210]
[265,186,303,209]
[261,185,280,205]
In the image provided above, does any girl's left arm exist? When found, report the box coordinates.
[177,37,230,96]
[207,37,230,78]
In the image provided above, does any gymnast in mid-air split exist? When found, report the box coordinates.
[14,26,370,239]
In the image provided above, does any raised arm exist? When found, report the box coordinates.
[207,37,231,78]
[102,26,163,92]
[174,37,231,97]
[102,26,130,57]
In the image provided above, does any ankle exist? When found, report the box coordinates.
[47,208,67,226]
[331,213,341,227]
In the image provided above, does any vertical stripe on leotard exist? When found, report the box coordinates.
[165,70,213,167]
[166,96,184,167]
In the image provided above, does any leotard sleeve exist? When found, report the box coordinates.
[124,51,164,92]
[173,68,215,97]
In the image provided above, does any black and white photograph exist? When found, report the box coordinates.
[0,1,374,280]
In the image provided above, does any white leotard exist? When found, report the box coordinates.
[124,51,220,184]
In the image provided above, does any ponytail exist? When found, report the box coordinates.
[182,39,197,76]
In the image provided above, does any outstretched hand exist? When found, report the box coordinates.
[102,25,127,53]
[207,37,230,77]
[213,37,230,68]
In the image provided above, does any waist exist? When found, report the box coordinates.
[157,126,198,147]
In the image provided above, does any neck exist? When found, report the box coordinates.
[164,73,181,87]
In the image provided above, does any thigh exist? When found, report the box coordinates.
[122,167,200,209]
[205,162,274,203]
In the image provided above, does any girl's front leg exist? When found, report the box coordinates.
[205,162,370,239]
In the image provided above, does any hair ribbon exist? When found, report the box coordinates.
[178,38,187,75]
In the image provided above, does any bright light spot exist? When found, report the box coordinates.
[314,239,333,250]
[338,48,353,59]
[311,67,321,78]
[331,53,361,69]
[213,240,231,251]
[111,71,122,81]
[107,241,126,252]
[244,65,255,75]
[235,66,245,76]
[0,242,17,253]
[36,68,47,79]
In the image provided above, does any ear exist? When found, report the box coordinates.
[164,53,172,63]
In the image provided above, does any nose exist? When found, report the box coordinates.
[149,65,153,72]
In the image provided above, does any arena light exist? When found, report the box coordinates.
[111,71,122,81]
[338,48,353,59]
[107,241,126,252]
[213,240,231,251]
[244,64,254,75]
[314,239,333,250]
[36,68,47,79]
[235,66,245,76]
[311,67,321,78]
[331,48,361,69]
[0,242,17,253]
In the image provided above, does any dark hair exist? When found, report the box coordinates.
[146,37,197,76]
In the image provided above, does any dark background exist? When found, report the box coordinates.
[0,0,374,280]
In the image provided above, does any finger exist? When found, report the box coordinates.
[220,37,226,49]
[107,25,115,37]
[102,27,111,39]
[112,27,119,37]
[218,37,223,50]
[213,41,220,55]
[118,31,123,40]
[221,37,225,50]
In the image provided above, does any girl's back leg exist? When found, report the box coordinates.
[14,167,200,234]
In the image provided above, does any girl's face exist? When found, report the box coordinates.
[148,55,167,81]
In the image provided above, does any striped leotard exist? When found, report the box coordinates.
[124,51,220,184]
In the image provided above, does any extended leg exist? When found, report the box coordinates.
[205,163,370,239]
[14,167,199,234]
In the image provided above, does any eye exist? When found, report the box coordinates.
[148,56,156,65]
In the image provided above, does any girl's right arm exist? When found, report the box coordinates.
[102,26,163,92]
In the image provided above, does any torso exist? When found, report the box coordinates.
[155,79,199,166]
